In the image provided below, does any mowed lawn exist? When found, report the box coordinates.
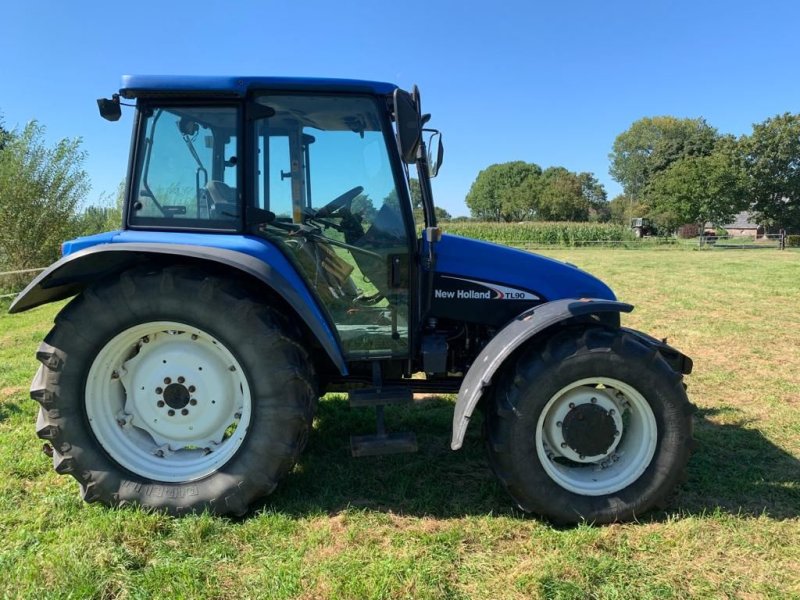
[0,248,798,599]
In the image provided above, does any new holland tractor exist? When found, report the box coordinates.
[10,76,694,523]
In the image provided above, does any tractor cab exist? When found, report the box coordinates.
[115,78,442,363]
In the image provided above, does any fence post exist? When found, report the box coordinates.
[779,229,786,251]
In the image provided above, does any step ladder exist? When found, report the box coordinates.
[349,363,417,457]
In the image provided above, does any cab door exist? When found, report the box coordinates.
[249,93,415,360]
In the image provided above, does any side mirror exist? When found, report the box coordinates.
[393,88,421,164]
[427,131,444,178]
[97,95,121,122]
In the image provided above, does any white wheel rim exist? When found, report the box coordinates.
[535,377,657,496]
[85,321,252,482]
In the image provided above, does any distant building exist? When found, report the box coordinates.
[721,211,764,238]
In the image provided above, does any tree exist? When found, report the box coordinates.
[577,172,609,221]
[465,161,542,221]
[350,192,378,222]
[537,168,591,221]
[644,147,747,232]
[0,121,90,269]
[0,113,12,151]
[740,113,800,231]
[609,116,719,199]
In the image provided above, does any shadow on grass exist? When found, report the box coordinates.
[676,407,800,520]
[0,398,24,423]
[258,397,800,521]
[260,395,514,518]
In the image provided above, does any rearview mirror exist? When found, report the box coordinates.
[393,88,421,164]
[97,96,121,122]
[426,131,444,177]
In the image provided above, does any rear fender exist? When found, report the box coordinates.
[9,242,347,375]
[450,298,633,450]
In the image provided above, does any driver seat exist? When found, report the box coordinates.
[206,181,238,218]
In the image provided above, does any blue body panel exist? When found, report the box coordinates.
[431,233,616,302]
[61,230,342,369]
[119,75,398,98]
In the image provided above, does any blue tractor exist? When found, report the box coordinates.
[11,76,693,523]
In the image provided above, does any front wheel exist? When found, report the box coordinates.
[32,266,317,516]
[485,326,693,524]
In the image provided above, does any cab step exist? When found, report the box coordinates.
[348,386,412,407]
[348,363,417,457]
[350,431,418,457]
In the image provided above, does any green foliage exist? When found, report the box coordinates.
[644,146,748,232]
[443,221,635,245]
[609,116,719,198]
[350,193,377,222]
[465,161,542,221]
[787,234,800,247]
[75,180,125,236]
[465,162,607,222]
[537,168,591,221]
[0,121,90,269]
[740,113,800,231]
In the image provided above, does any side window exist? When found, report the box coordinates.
[131,106,239,228]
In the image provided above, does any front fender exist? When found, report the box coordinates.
[450,298,633,450]
[9,242,347,375]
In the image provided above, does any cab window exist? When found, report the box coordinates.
[130,105,240,229]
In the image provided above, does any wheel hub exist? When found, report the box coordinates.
[562,403,618,457]
[163,383,191,410]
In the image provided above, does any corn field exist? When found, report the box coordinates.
[441,221,637,245]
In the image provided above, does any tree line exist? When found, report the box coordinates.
[466,113,800,233]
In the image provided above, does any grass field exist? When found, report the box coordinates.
[1,248,798,599]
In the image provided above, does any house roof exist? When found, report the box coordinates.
[723,211,760,230]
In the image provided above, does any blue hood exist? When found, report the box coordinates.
[433,234,616,302]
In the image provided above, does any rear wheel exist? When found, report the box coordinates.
[32,265,317,516]
[485,326,693,523]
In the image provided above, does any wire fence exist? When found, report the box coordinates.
[0,268,45,299]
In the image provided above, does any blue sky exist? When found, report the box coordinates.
[2,0,799,217]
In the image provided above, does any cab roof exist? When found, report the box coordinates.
[119,75,398,99]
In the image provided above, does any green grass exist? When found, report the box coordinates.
[1,248,799,599]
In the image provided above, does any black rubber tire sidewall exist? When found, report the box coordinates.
[34,265,317,516]
[485,326,692,524]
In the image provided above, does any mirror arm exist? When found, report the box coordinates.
[415,140,437,228]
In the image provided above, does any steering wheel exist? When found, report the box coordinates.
[314,186,364,218]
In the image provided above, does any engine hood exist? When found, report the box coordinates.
[433,233,616,302]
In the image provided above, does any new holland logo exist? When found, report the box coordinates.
[434,276,539,301]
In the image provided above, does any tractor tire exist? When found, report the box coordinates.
[31,265,317,516]
[485,325,693,524]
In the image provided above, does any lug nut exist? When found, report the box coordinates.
[142,336,150,343]
[157,400,165,408]
[178,376,185,384]
[556,421,562,427]
[569,402,575,409]
[228,365,236,372]
[156,387,163,394]
[609,409,615,416]
[189,399,197,406]
[188,385,196,393]
[191,334,198,340]
[591,397,597,404]
[181,408,189,416]
[168,409,175,417]
[164,377,172,385]
[560,442,567,448]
